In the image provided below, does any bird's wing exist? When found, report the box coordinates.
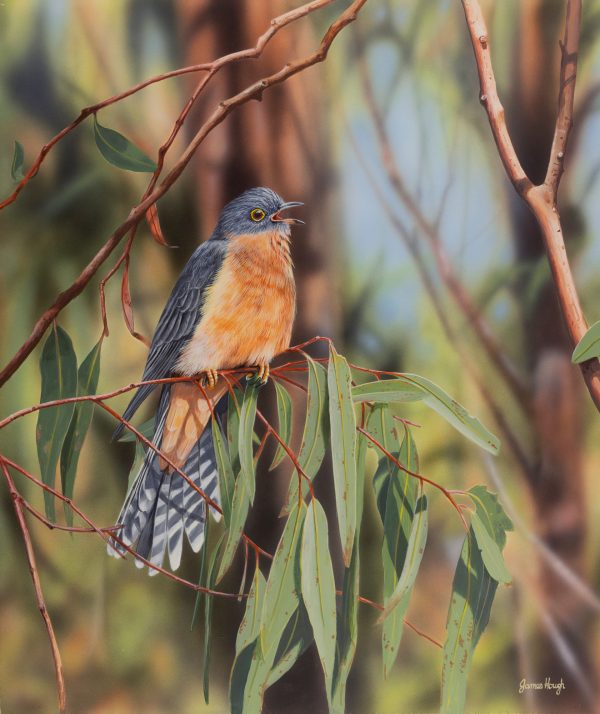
[113,239,227,440]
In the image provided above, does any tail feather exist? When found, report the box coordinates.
[108,385,225,572]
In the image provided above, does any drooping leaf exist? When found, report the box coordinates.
[381,427,420,676]
[327,345,357,567]
[93,115,157,172]
[36,324,78,520]
[352,379,424,403]
[60,338,102,524]
[145,203,170,246]
[572,320,600,363]
[470,513,511,584]
[212,418,235,526]
[11,140,25,181]
[202,530,224,704]
[368,405,398,523]
[266,603,314,687]
[191,514,211,632]
[301,499,337,701]
[227,385,244,472]
[236,567,267,655]
[379,493,428,622]
[355,375,500,454]
[230,641,265,714]
[269,381,293,470]
[216,474,251,583]
[239,381,259,503]
[441,530,498,714]
[467,485,513,549]
[282,357,328,514]
[117,416,155,442]
[259,502,306,659]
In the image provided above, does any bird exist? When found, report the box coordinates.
[108,187,303,573]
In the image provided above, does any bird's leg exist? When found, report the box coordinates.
[247,363,269,385]
[199,368,218,389]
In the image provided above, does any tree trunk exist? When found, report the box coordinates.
[508,2,596,710]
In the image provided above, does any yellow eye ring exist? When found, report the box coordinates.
[250,207,266,222]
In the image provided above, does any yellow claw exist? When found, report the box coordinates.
[201,368,218,389]
[257,363,269,384]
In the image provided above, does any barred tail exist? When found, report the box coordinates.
[108,385,223,572]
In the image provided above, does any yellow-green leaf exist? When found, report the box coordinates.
[301,499,337,704]
[327,344,357,566]
[572,320,600,363]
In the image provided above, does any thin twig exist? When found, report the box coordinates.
[0,460,67,713]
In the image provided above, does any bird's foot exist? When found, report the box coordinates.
[200,368,219,389]
[247,363,269,385]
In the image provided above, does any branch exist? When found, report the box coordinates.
[0,0,367,388]
[462,0,600,413]
[0,460,67,714]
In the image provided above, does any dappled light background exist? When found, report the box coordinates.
[1,1,600,712]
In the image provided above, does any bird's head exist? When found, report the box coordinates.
[211,187,304,240]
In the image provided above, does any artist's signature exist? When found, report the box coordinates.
[519,677,566,696]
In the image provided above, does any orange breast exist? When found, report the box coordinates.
[176,231,296,375]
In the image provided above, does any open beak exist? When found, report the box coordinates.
[271,201,305,225]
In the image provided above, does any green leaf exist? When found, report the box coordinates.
[352,379,424,403]
[441,530,498,714]
[368,405,398,523]
[381,427,420,676]
[191,514,211,632]
[467,485,513,549]
[355,375,500,454]
[239,381,259,503]
[212,418,235,526]
[259,502,306,659]
[266,603,314,687]
[282,357,328,514]
[379,493,428,623]
[572,320,600,363]
[36,324,78,520]
[332,417,369,712]
[470,513,511,584]
[269,382,293,470]
[301,499,337,703]
[117,416,155,442]
[236,567,267,655]
[230,641,265,714]
[11,140,25,181]
[93,115,157,173]
[227,386,244,473]
[216,475,251,583]
[60,338,102,525]
[328,345,357,566]
[202,531,224,705]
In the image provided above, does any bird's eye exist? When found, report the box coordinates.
[250,208,265,222]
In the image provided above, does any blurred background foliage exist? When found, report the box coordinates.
[1,0,600,712]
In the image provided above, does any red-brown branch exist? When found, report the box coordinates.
[1,460,67,713]
[462,0,600,412]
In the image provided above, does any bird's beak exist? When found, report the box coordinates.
[271,201,305,225]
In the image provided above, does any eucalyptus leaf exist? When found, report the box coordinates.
[239,381,259,503]
[266,603,314,687]
[327,345,357,566]
[202,530,224,704]
[11,140,25,181]
[36,324,78,520]
[572,319,600,363]
[301,499,337,703]
[282,357,328,514]
[216,475,251,583]
[470,512,511,584]
[60,338,102,525]
[270,381,293,470]
[212,417,235,526]
[236,567,267,655]
[93,115,157,172]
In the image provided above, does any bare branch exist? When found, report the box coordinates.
[462,0,600,412]
[1,460,67,713]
